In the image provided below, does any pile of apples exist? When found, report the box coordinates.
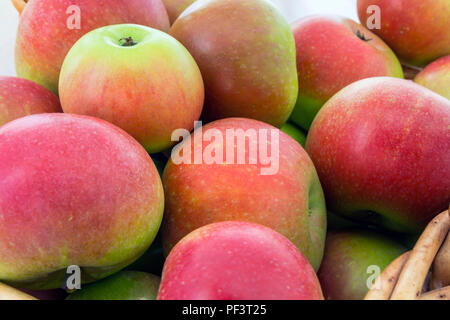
[0,0,448,300]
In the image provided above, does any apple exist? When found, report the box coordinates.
[0,113,164,289]
[59,24,204,154]
[15,0,170,93]
[0,76,61,127]
[306,77,450,234]
[414,55,450,100]
[280,122,306,147]
[357,0,450,67]
[158,221,323,300]
[21,288,67,300]
[170,0,298,127]
[318,229,406,300]
[289,15,403,130]
[162,117,327,270]
[162,0,196,24]
[67,271,160,300]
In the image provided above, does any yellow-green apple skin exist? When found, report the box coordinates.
[414,55,450,100]
[158,222,324,300]
[170,0,298,127]
[59,24,204,154]
[317,229,406,300]
[15,0,170,94]
[0,114,164,289]
[358,0,450,67]
[67,271,160,300]
[290,15,403,130]
[280,122,306,147]
[0,76,61,127]
[162,118,327,270]
[163,0,196,24]
[306,77,450,234]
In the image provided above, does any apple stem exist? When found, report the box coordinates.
[119,37,137,47]
[355,29,372,42]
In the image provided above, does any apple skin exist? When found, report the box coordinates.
[66,271,160,300]
[0,76,61,127]
[170,0,298,127]
[162,117,327,270]
[280,122,306,147]
[414,55,450,100]
[59,24,204,154]
[306,77,450,234]
[318,229,406,300]
[289,15,403,130]
[357,0,450,67]
[15,0,170,94]
[162,0,196,24]
[0,114,164,289]
[158,222,324,300]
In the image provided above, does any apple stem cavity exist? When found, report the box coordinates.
[119,37,137,47]
[355,29,372,42]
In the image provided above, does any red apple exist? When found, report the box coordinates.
[414,55,450,100]
[289,15,403,130]
[15,0,170,93]
[306,77,450,234]
[162,0,196,24]
[158,221,324,300]
[0,114,164,289]
[318,229,406,300]
[170,0,298,127]
[0,76,61,126]
[59,24,204,153]
[162,117,327,270]
[357,0,450,67]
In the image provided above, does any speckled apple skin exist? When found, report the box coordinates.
[289,15,403,130]
[317,229,406,300]
[414,55,450,100]
[357,0,450,67]
[162,0,196,24]
[170,0,298,127]
[0,114,164,289]
[162,118,327,270]
[158,222,324,300]
[0,76,61,126]
[15,0,170,94]
[306,77,450,233]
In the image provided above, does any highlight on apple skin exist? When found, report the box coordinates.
[414,55,450,100]
[0,113,164,289]
[15,0,170,94]
[0,76,61,127]
[306,77,450,234]
[289,15,403,130]
[158,221,324,300]
[59,24,204,154]
[170,0,299,127]
[162,0,197,24]
[357,0,450,67]
[162,117,327,271]
[317,229,406,300]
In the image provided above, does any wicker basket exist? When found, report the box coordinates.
[365,208,450,300]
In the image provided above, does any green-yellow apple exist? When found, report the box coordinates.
[162,117,327,270]
[15,0,170,94]
[280,122,306,147]
[318,229,406,300]
[158,222,324,300]
[67,271,160,300]
[289,15,403,130]
[170,0,298,127]
[358,0,450,67]
[0,114,164,289]
[414,55,450,99]
[162,0,196,24]
[0,76,61,126]
[306,77,450,234]
[59,24,204,154]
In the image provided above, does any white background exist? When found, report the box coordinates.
[0,0,358,77]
